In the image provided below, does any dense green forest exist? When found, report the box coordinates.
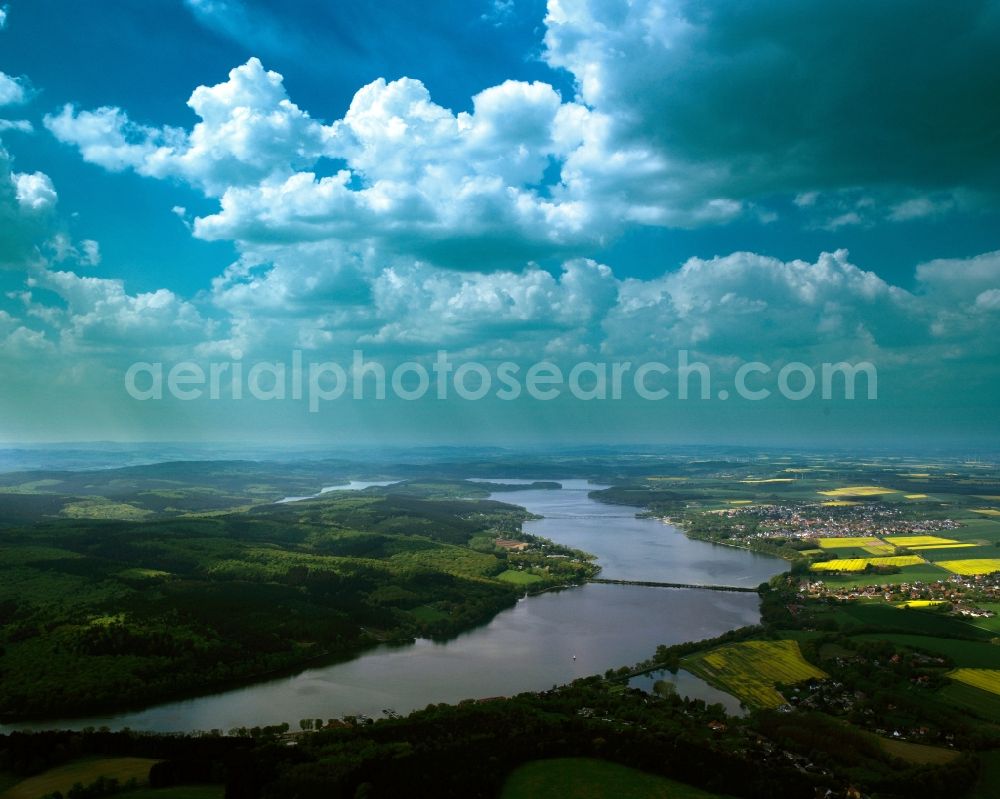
[0,480,595,721]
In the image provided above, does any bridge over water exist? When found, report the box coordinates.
[588,578,758,593]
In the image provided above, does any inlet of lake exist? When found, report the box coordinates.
[4,480,785,732]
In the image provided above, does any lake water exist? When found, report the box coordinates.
[3,481,784,732]
[628,669,748,716]
[277,480,401,503]
[492,480,781,586]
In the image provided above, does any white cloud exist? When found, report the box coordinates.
[0,322,54,358]
[975,289,1000,311]
[44,105,176,173]
[0,7,7,30]
[0,119,31,133]
[1,148,53,267]
[543,0,1000,211]
[46,58,747,269]
[26,268,210,351]
[822,212,863,231]
[888,196,956,222]
[80,239,101,267]
[202,243,997,370]
[364,258,617,354]
[13,171,57,211]
[45,58,330,195]
[915,250,1000,303]
[0,71,26,106]
[603,250,921,359]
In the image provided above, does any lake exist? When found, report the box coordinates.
[2,480,784,732]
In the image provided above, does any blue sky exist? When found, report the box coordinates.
[1,0,999,447]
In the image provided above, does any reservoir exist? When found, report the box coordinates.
[2,481,784,732]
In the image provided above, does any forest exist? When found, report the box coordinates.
[0,480,595,721]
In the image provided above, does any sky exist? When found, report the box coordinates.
[0,0,999,449]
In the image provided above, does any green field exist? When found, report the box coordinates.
[967,750,1000,799]
[128,787,223,799]
[967,602,1000,634]
[835,603,993,639]
[682,639,826,709]
[919,546,1000,562]
[939,681,1000,723]
[853,633,1000,668]
[873,737,960,765]
[813,563,950,588]
[0,757,158,799]
[497,569,544,585]
[501,758,726,799]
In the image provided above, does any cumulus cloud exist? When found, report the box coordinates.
[25,2,1000,388]
[45,59,327,194]
[23,268,209,351]
[888,196,958,222]
[603,250,921,361]
[364,258,618,355]
[915,250,1000,304]
[46,57,745,269]
[909,250,1000,344]
[0,119,31,133]
[13,171,57,211]
[543,0,1000,207]
[0,71,27,106]
[199,242,999,371]
[0,147,52,267]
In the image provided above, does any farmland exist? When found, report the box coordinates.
[818,486,899,497]
[884,535,964,547]
[810,555,925,572]
[949,668,1000,696]
[497,569,543,585]
[500,758,725,799]
[939,559,1000,576]
[0,757,158,799]
[816,537,882,548]
[681,639,827,709]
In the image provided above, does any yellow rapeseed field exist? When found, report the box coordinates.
[682,639,827,709]
[909,543,977,550]
[817,537,884,548]
[938,559,1000,576]
[896,600,947,609]
[884,535,960,547]
[949,669,1000,696]
[904,494,929,499]
[972,509,1000,517]
[818,486,898,497]
[862,544,898,555]
[810,556,925,572]
[821,500,859,507]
